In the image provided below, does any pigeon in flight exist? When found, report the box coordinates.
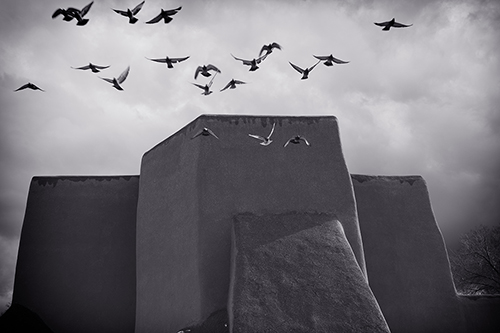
[313,54,349,66]
[289,60,321,80]
[146,56,190,69]
[248,123,276,146]
[284,135,310,147]
[99,66,130,90]
[191,127,219,140]
[192,73,217,95]
[259,42,282,57]
[112,1,145,24]
[52,1,94,26]
[146,6,182,24]
[194,64,221,79]
[220,79,246,92]
[374,18,412,31]
[231,53,267,71]
[72,63,110,73]
[14,83,45,92]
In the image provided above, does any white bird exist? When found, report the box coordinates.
[112,1,145,24]
[220,79,246,92]
[231,53,267,71]
[374,18,413,31]
[313,54,349,66]
[99,66,130,90]
[191,127,219,140]
[284,135,310,147]
[72,63,110,73]
[259,42,282,57]
[248,123,276,146]
[192,73,217,95]
[194,64,221,79]
[289,60,321,80]
[146,56,190,69]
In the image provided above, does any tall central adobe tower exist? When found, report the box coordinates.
[135,115,366,332]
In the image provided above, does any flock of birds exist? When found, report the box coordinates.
[13,1,413,94]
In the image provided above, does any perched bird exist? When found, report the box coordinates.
[374,18,412,31]
[112,1,145,24]
[313,54,349,66]
[191,127,219,140]
[146,6,182,24]
[248,123,276,146]
[192,73,217,95]
[194,64,221,79]
[259,42,282,57]
[231,53,267,71]
[14,83,45,92]
[72,63,110,73]
[289,60,321,80]
[52,1,94,26]
[284,135,310,147]
[220,79,246,92]
[146,56,190,69]
[99,66,130,90]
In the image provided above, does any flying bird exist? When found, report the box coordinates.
[99,66,130,90]
[72,63,110,73]
[220,79,246,92]
[374,18,413,31]
[192,73,217,95]
[52,1,94,26]
[289,60,321,80]
[313,54,349,66]
[191,127,219,140]
[248,123,276,146]
[231,53,267,71]
[259,42,282,57]
[14,83,45,92]
[194,64,221,79]
[146,56,190,69]
[284,135,310,147]
[112,1,145,24]
[146,6,182,24]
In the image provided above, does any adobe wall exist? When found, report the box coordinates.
[135,115,365,332]
[13,176,138,333]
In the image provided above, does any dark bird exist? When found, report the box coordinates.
[72,63,110,73]
[99,66,130,90]
[284,135,310,147]
[194,64,221,79]
[289,60,321,80]
[259,42,282,57]
[112,1,145,24]
[14,82,45,92]
[231,53,267,71]
[192,73,217,95]
[374,18,412,31]
[146,56,190,69]
[313,54,349,66]
[52,1,94,26]
[191,127,219,140]
[146,6,182,24]
[220,79,246,92]
[248,122,275,146]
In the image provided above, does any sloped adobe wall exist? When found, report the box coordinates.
[13,176,138,333]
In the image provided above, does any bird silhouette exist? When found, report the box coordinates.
[284,135,310,147]
[313,54,349,66]
[231,53,267,71]
[99,66,130,90]
[248,123,276,146]
[72,63,110,73]
[374,18,412,31]
[146,6,182,24]
[14,83,45,92]
[289,60,321,80]
[220,79,246,92]
[192,73,217,95]
[194,64,221,79]
[146,56,190,69]
[191,127,219,140]
[259,42,282,57]
[112,1,145,24]
[52,1,94,26]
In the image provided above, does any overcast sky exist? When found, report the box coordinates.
[1,0,499,310]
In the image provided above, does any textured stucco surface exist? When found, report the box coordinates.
[229,212,390,332]
[13,176,138,333]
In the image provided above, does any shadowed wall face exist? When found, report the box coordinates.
[13,176,138,333]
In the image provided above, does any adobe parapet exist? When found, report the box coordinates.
[136,114,366,332]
